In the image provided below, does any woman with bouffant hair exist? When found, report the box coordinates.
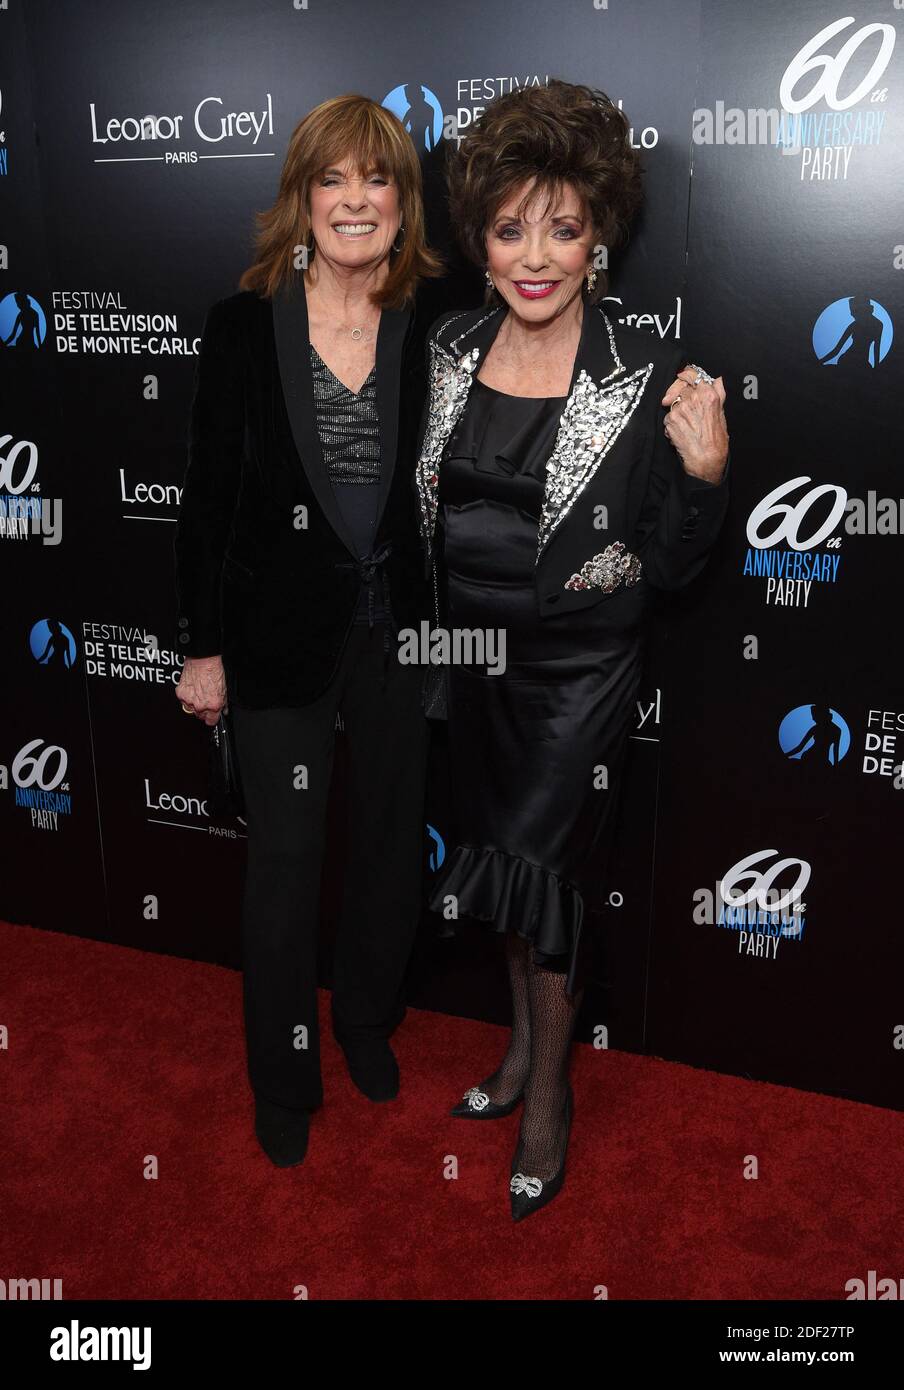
[417,80,729,1218]
[174,95,442,1167]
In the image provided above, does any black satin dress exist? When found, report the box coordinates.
[427,377,649,994]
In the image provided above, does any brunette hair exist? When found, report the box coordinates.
[239,93,444,307]
[446,79,643,305]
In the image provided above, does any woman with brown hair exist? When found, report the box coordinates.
[174,95,442,1166]
[417,80,730,1218]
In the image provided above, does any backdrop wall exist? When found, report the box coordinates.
[2,0,901,1108]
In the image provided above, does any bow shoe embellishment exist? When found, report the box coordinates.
[510,1172,544,1198]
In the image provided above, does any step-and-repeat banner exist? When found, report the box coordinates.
[2,0,901,1108]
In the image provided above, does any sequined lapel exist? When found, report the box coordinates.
[415,308,500,556]
[537,343,654,558]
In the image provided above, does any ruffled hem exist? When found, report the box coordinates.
[427,843,585,985]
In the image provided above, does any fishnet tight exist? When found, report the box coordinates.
[479,930,582,1181]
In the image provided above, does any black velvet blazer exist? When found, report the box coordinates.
[173,271,432,707]
[416,301,731,627]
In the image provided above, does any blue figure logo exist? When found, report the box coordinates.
[779,704,849,766]
[382,84,444,151]
[426,822,445,871]
[30,618,77,670]
[813,296,892,369]
[0,291,47,351]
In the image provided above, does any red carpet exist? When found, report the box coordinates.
[2,920,901,1301]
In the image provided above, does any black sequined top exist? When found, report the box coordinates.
[309,343,388,626]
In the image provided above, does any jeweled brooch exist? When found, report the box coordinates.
[564,540,642,592]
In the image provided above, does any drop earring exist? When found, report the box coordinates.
[585,265,598,292]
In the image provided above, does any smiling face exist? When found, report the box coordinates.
[485,179,597,323]
[307,155,401,272]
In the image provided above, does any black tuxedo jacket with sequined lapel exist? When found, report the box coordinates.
[173,272,433,707]
[415,301,731,625]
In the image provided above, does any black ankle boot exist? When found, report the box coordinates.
[254,1095,311,1167]
[341,1039,399,1101]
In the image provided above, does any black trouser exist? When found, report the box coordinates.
[230,622,428,1112]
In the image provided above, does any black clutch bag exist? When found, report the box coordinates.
[208,706,245,820]
[421,663,448,720]
[421,554,448,721]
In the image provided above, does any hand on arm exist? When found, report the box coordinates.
[634,353,731,590]
[660,364,729,486]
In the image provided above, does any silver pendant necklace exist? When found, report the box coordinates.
[342,323,376,343]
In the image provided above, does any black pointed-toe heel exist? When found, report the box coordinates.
[450,1083,524,1119]
[509,1084,573,1221]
